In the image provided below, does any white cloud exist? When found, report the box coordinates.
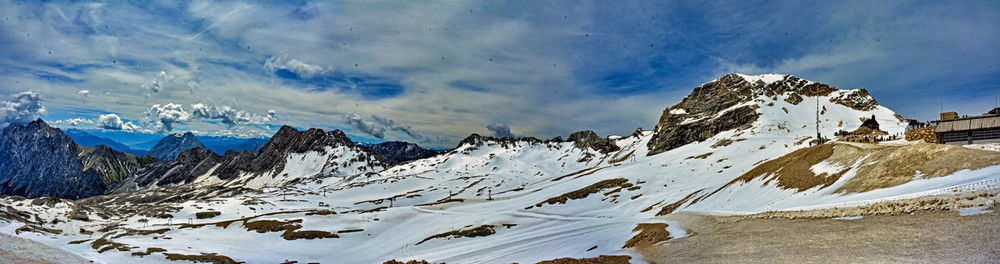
[0,91,47,127]
[146,103,190,132]
[264,56,326,78]
[51,118,94,127]
[487,122,516,138]
[142,71,175,97]
[96,113,141,132]
[190,103,274,127]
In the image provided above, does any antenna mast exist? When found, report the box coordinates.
[816,96,821,143]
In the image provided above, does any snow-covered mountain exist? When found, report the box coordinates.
[2,74,999,264]
[648,73,904,155]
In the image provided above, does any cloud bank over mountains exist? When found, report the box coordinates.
[0,1,997,146]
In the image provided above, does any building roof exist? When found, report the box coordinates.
[935,115,1000,133]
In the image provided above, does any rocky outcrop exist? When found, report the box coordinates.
[829,89,879,111]
[567,130,620,154]
[647,74,765,155]
[0,119,105,199]
[78,145,142,185]
[647,73,885,155]
[147,132,206,161]
[360,141,442,165]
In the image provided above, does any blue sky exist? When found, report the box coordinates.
[0,0,998,147]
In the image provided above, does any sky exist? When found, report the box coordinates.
[0,0,998,148]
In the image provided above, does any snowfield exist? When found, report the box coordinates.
[2,74,998,264]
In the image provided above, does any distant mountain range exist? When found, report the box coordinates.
[65,129,269,158]
[65,129,147,156]
[199,136,269,155]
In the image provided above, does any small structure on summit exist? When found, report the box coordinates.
[838,115,892,143]
[860,115,880,131]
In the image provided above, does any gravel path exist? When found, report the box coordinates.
[639,210,1000,263]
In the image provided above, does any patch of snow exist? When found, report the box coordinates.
[965,144,1000,152]
[736,73,786,84]
[669,108,687,115]
[958,206,993,216]
[810,161,844,175]
[832,216,863,220]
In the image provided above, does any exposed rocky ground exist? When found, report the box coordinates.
[643,205,999,263]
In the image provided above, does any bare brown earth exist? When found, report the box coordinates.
[714,142,1000,196]
[832,143,1000,193]
[642,208,1000,263]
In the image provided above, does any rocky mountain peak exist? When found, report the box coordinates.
[148,132,207,161]
[259,126,354,155]
[647,73,883,156]
[0,119,105,199]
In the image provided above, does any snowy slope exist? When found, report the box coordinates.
[2,74,998,264]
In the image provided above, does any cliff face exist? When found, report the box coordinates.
[0,119,105,199]
[647,73,883,156]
